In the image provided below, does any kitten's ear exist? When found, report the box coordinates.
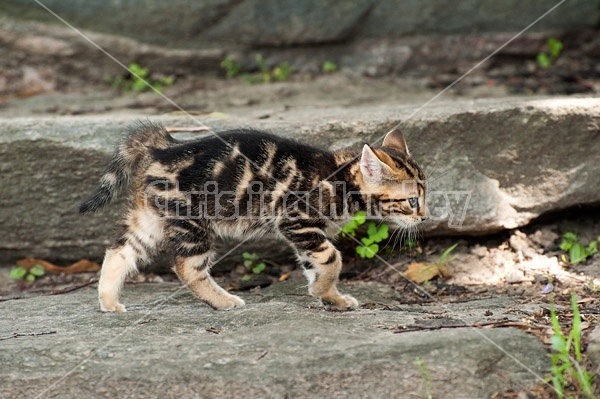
[360,144,391,184]
[382,129,409,155]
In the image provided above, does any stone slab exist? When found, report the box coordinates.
[0,280,550,399]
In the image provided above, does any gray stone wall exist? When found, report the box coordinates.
[4,0,599,49]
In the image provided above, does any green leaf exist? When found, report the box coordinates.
[252,262,266,274]
[356,244,378,259]
[562,232,578,243]
[9,266,27,280]
[379,224,389,235]
[551,334,566,352]
[355,246,366,258]
[131,79,149,92]
[341,221,358,236]
[322,61,337,73]
[547,38,563,58]
[550,304,562,336]
[128,63,148,78]
[439,243,459,263]
[375,224,389,241]
[25,274,35,282]
[536,53,550,68]
[353,211,366,226]
[552,375,564,398]
[586,240,598,256]
[367,222,377,237]
[570,292,582,361]
[366,244,379,258]
[361,236,374,246]
[29,264,45,277]
[273,63,293,81]
[569,242,587,264]
[559,241,572,251]
[242,252,255,260]
[244,260,253,267]
[241,274,252,281]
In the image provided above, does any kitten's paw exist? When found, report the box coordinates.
[321,294,359,311]
[209,294,246,311]
[100,301,127,313]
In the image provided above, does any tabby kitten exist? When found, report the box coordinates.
[80,122,426,312]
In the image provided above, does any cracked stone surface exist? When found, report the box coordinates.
[0,279,551,399]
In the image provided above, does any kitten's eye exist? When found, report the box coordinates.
[407,197,418,208]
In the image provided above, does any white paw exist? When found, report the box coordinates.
[100,301,127,313]
[321,294,359,311]
[211,294,246,311]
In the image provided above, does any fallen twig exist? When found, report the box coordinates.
[205,327,222,335]
[46,279,98,296]
[386,319,542,334]
[0,279,98,302]
[256,351,268,361]
[0,331,57,341]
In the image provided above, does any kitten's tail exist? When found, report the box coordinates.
[79,121,176,213]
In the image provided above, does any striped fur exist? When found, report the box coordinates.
[81,122,426,312]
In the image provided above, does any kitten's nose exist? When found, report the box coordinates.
[420,216,428,222]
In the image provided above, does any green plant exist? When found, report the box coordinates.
[559,232,599,265]
[9,264,45,282]
[241,252,266,281]
[272,62,294,81]
[341,211,367,237]
[404,243,457,284]
[242,54,295,85]
[436,243,458,267]
[340,211,389,259]
[322,61,337,73]
[414,357,433,399]
[357,223,389,259]
[537,38,563,68]
[220,56,241,79]
[107,63,174,93]
[548,292,595,398]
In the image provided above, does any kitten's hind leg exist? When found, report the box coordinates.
[279,221,358,310]
[99,207,163,312]
[98,245,138,312]
[174,254,245,310]
[168,220,244,310]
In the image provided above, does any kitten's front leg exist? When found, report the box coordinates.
[279,221,358,310]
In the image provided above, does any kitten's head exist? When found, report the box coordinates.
[359,129,426,228]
